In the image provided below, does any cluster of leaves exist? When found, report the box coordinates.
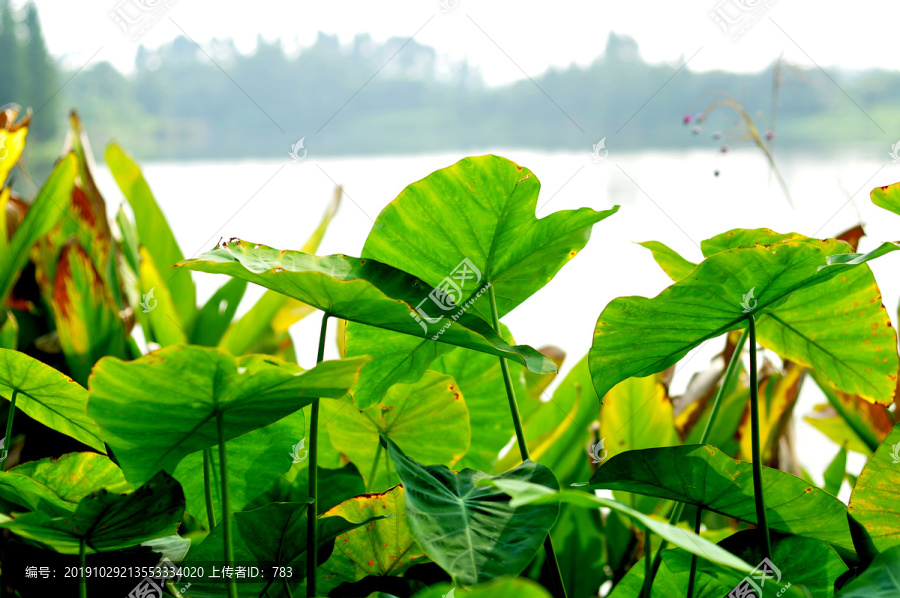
[1,106,900,598]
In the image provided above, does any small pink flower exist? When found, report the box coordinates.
[683,115,693,124]
[765,130,776,140]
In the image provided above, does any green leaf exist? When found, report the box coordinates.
[492,481,754,574]
[384,436,559,585]
[848,422,900,552]
[189,277,247,346]
[0,452,128,517]
[870,181,900,217]
[105,143,196,322]
[0,310,17,350]
[838,545,900,597]
[177,241,556,381]
[638,240,697,282]
[823,444,848,496]
[185,501,383,596]
[584,444,855,552]
[0,153,76,305]
[411,576,553,598]
[591,239,898,404]
[87,344,366,486]
[0,471,183,554]
[0,349,105,452]
[318,485,427,595]
[174,409,305,523]
[323,370,469,491]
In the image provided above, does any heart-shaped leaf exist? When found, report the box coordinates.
[871,181,900,217]
[848,422,900,552]
[384,436,559,585]
[88,344,367,486]
[0,349,105,452]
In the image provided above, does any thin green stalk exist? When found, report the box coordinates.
[487,285,567,598]
[2,388,18,471]
[216,411,238,598]
[306,313,330,598]
[648,329,749,584]
[203,448,216,530]
[283,577,294,598]
[367,442,383,492]
[641,527,652,598]
[748,316,772,559]
[79,537,86,598]
[686,507,703,598]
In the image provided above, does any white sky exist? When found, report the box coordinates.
[23,0,900,86]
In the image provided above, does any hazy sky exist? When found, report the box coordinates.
[24,0,900,86]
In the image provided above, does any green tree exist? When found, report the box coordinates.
[21,2,57,139]
[0,0,22,104]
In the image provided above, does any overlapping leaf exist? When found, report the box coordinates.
[848,422,900,552]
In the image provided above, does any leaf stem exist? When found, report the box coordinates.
[648,328,749,585]
[641,526,652,598]
[2,388,18,471]
[216,410,238,598]
[79,537,86,598]
[307,313,329,598]
[203,448,216,530]
[748,316,772,559]
[686,507,703,598]
[367,442,382,493]
[487,285,567,598]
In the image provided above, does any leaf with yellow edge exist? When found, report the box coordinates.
[0,107,28,187]
[138,247,187,346]
[317,485,426,594]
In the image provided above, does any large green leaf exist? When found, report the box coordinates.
[184,501,383,597]
[384,437,559,585]
[592,238,898,403]
[584,444,855,552]
[87,344,367,486]
[411,576,553,598]
[323,370,469,491]
[0,452,128,517]
[347,155,617,407]
[0,349,105,452]
[177,241,556,377]
[105,143,196,323]
[0,471,182,554]
[0,153,76,305]
[848,422,900,552]
[318,485,426,594]
[838,545,900,597]
[870,181,900,217]
[174,409,305,524]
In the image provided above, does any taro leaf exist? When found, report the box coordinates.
[138,247,187,346]
[173,409,305,524]
[638,240,697,282]
[219,186,340,356]
[837,545,900,597]
[323,371,469,491]
[410,576,553,598]
[0,349,105,452]
[106,143,196,322]
[823,444,848,496]
[188,277,247,347]
[0,153,76,305]
[348,155,617,406]
[318,485,427,595]
[384,436,559,585]
[177,241,556,378]
[87,344,366,486]
[592,239,898,405]
[49,242,127,384]
[804,370,890,455]
[551,503,606,598]
[0,452,128,517]
[848,422,900,552]
[491,481,754,575]
[584,444,855,552]
[0,310,17,349]
[871,181,900,217]
[184,501,383,597]
[609,532,843,598]
[700,228,851,258]
[0,471,182,554]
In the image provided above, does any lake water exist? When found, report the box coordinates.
[93,147,900,502]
